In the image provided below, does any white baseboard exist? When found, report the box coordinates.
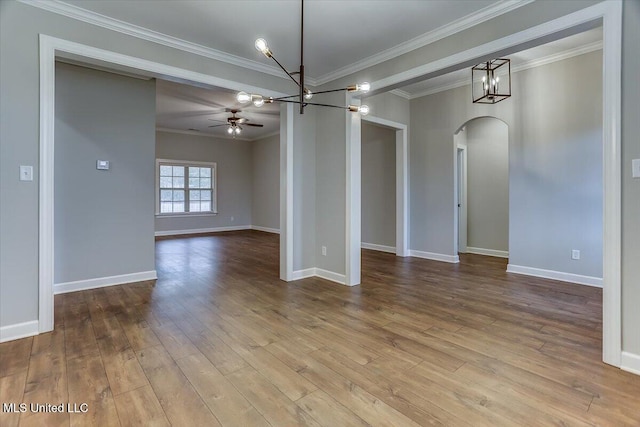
[466,246,509,258]
[409,250,460,263]
[251,225,280,234]
[621,352,640,376]
[315,268,347,285]
[506,264,602,287]
[155,225,251,237]
[54,270,158,295]
[290,267,347,285]
[291,268,316,280]
[0,320,39,343]
[361,242,396,254]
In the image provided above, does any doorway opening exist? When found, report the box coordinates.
[454,117,509,259]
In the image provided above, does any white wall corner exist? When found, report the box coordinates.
[409,250,460,263]
[0,320,39,343]
[621,352,640,376]
[506,264,603,288]
[54,270,157,295]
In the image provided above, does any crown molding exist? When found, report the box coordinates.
[388,89,412,100]
[21,0,531,88]
[407,40,602,100]
[19,0,291,81]
[312,0,535,86]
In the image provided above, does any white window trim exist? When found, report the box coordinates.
[155,158,217,216]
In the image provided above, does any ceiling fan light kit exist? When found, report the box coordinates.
[208,109,263,138]
[237,0,370,115]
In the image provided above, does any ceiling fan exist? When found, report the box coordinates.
[208,109,263,137]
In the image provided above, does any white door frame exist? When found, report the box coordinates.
[38,35,293,333]
[347,1,622,367]
[361,115,409,258]
[454,141,468,254]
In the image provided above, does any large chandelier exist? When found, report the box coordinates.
[236,0,370,115]
[472,58,511,104]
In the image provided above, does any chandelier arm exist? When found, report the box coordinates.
[307,88,350,96]
[269,54,302,88]
[273,98,349,110]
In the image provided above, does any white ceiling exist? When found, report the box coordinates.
[59,0,503,82]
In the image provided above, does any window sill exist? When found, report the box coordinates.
[155,212,218,218]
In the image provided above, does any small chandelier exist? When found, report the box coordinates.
[472,58,511,104]
[236,0,370,115]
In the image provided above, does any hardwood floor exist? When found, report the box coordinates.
[2,230,639,426]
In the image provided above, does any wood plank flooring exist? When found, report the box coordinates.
[2,230,639,426]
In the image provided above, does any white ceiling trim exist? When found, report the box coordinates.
[20,0,533,88]
[312,0,536,86]
[19,0,292,82]
[405,40,603,100]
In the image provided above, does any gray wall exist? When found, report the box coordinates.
[155,131,252,232]
[361,122,396,248]
[54,63,156,283]
[465,118,509,253]
[622,0,640,359]
[315,92,347,274]
[410,50,603,278]
[251,133,280,231]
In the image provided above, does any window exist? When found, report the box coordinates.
[156,160,217,215]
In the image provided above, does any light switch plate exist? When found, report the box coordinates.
[632,159,640,178]
[19,165,33,181]
[96,160,110,170]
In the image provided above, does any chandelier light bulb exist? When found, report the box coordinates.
[237,91,251,103]
[253,96,265,107]
[358,105,370,115]
[358,82,370,92]
[227,127,234,134]
[304,89,313,100]
[255,38,271,57]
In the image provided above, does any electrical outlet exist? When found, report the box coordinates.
[571,249,580,260]
[632,159,640,178]
[230,216,234,222]
[321,246,327,256]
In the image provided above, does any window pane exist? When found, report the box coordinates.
[188,167,199,177]
[160,190,172,201]
[200,178,211,189]
[160,202,172,213]
[172,166,184,176]
[189,178,199,188]
[172,177,184,188]
[172,202,184,213]
[190,190,200,201]
[189,202,201,212]
[160,165,172,176]
[201,191,211,201]
[173,190,184,201]
[201,201,211,211]
[200,167,211,178]
[160,177,172,188]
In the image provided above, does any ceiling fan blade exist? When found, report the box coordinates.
[208,124,227,128]
[245,123,264,127]
[236,118,248,124]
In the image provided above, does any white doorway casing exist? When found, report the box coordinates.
[38,35,294,333]
[455,139,468,254]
